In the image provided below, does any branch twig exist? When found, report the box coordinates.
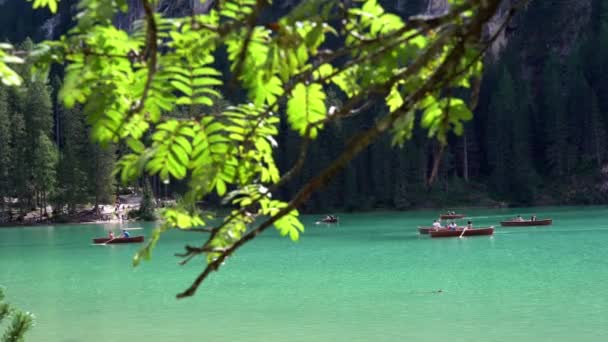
[176,0,503,299]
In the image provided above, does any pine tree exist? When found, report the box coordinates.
[137,179,156,221]
[542,53,568,176]
[25,79,56,214]
[56,105,89,214]
[343,163,358,211]
[392,147,410,209]
[0,88,12,213]
[486,66,515,195]
[10,111,29,213]
[23,81,53,139]
[89,143,116,212]
[7,43,58,214]
[589,91,606,167]
[370,136,391,207]
[0,288,33,342]
[510,74,536,203]
[32,132,58,217]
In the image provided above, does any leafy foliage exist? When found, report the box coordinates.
[0,44,23,86]
[28,0,59,13]
[25,0,501,297]
[0,288,34,342]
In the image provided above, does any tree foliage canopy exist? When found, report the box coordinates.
[0,288,33,342]
[3,0,504,298]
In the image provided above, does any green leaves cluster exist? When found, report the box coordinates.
[0,288,34,342]
[28,0,59,13]
[29,0,497,295]
[0,44,23,86]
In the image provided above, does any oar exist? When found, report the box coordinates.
[459,226,468,238]
[91,236,118,246]
[101,236,119,245]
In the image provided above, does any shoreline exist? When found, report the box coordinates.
[0,218,140,229]
[2,203,607,229]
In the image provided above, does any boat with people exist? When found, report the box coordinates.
[418,227,435,234]
[418,227,462,234]
[92,236,144,244]
[430,227,494,238]
[500,218,552,227]
[316,215,338,224]
[420,219,462,234]
[439,212,465,220]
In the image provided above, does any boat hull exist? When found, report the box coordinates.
[430,228,494,238]
[440,214,465,220]
[500,219,552,227]
[92,236,145,244]
[418,227,433,234]
[418,227,464,234]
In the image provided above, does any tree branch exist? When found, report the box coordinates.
[130,0,158,115]
[176,0,503,298]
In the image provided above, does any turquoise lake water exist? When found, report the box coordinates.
[2,206,608,341]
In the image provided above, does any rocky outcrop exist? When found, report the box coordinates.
[115,0,215,30]
[33,0,594,68]
[425,0,449,15]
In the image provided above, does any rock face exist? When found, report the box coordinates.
[115,0,215,29]
[32,0,594,67]
[425,0,449,15]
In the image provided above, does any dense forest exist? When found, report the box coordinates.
[0,40,115,220]
[1,0,608,220]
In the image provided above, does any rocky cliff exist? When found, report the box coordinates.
[1,0,593,59]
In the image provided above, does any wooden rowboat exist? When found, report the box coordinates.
[418,227,434,234]
[317,217,338,224]
[418,226,461,234]
[439,214,465,220]
[500,219,552,227]
[430,227,494,238]
[92,236,144,244]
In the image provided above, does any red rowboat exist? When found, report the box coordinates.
[439,214,465,220]
[500,219,552,227]
[92,236,145,244]
[430,227,494,238]
[418,227,464,234]
[418,227,434,234]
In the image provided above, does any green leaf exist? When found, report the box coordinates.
[216,179,227,196]
[126,137,145,153]
[30,0,59,13]
[386,84,403,113]
[287,83,327,138]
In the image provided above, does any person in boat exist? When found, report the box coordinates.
[432,220,442,230]
[323,215,336,222]
[120,229,130,238]
[108,231,115,239]
[449,221,458,231]
[466,221,473,229]
[515,215,524,222]
[530,215,537,221]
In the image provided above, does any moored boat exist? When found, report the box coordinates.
[439,214,465,220]
[500,219,552,227]
[92,236,145,244]
[430,227,494,238]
